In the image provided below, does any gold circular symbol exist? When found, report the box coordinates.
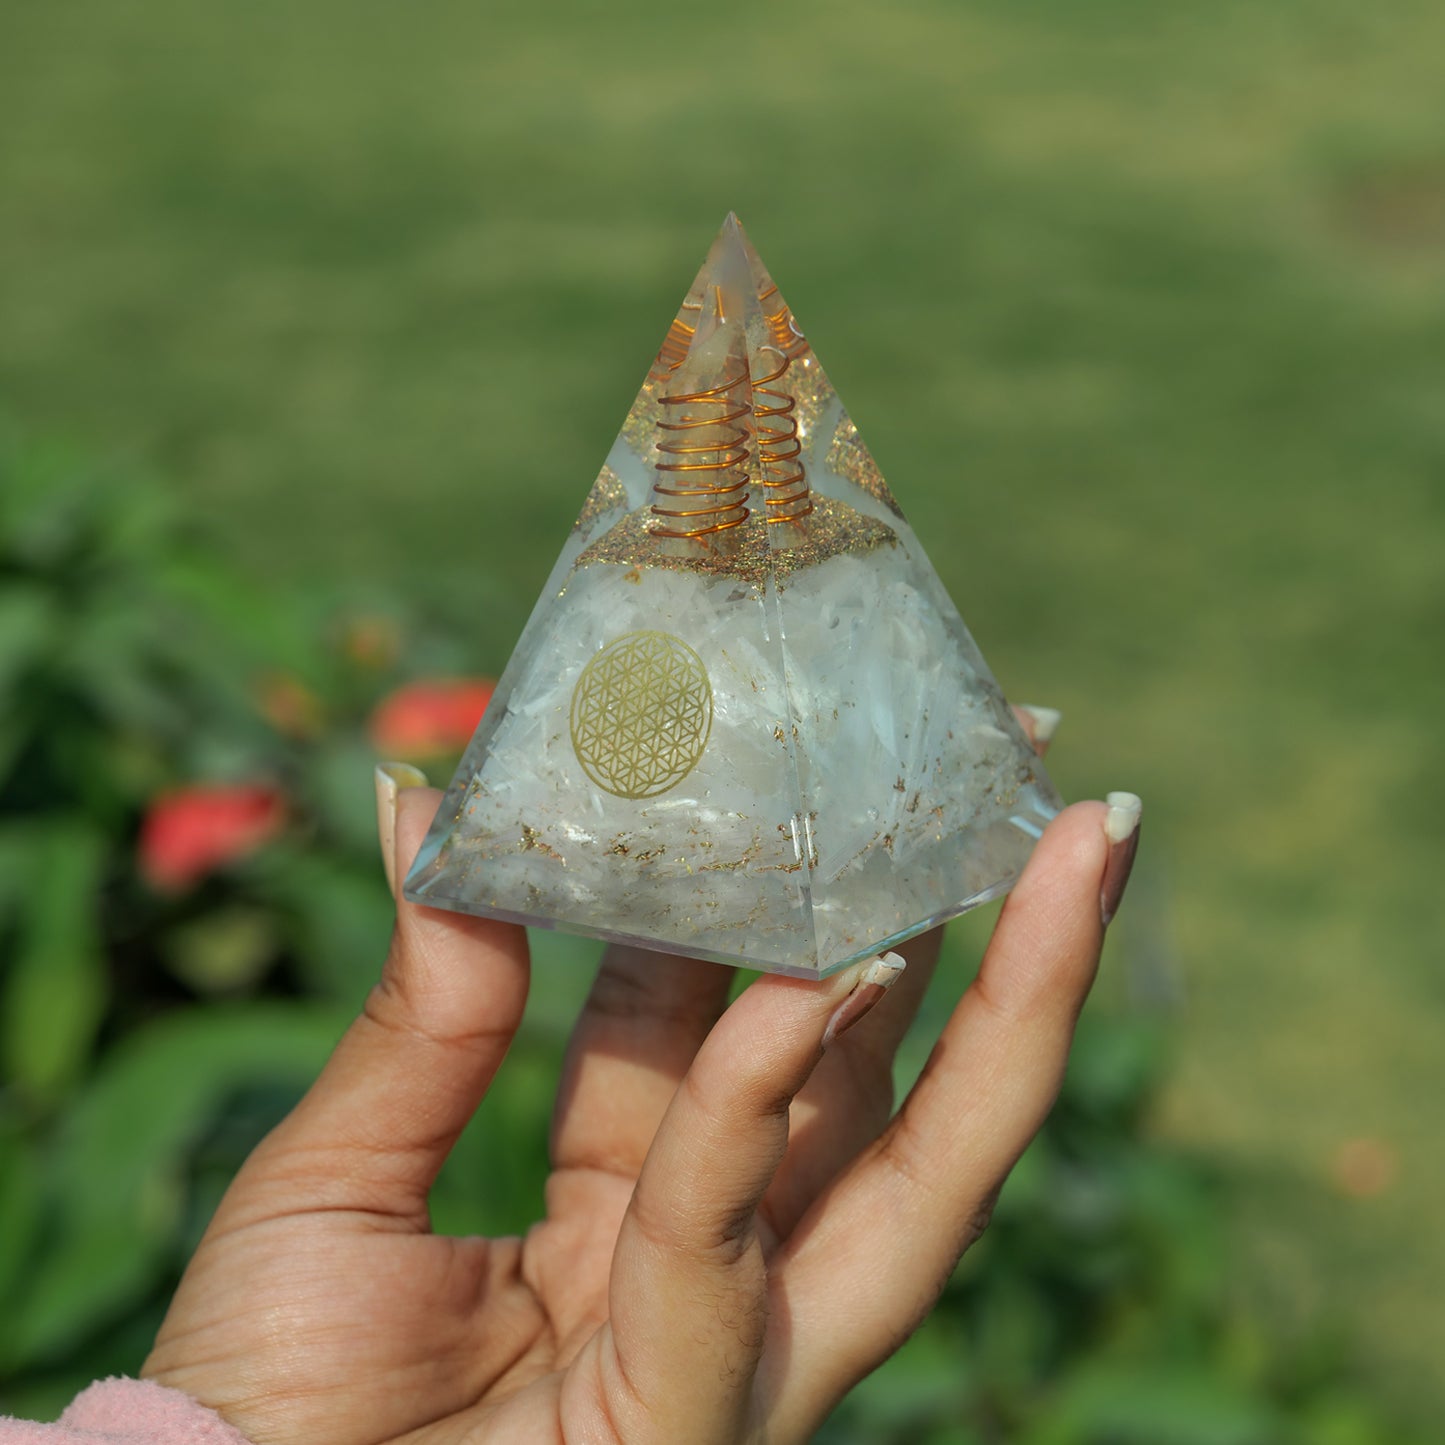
[570,630,713,800]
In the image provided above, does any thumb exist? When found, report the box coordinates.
[220,768,530,1229]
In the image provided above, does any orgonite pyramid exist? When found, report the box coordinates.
[404,214,1060,977]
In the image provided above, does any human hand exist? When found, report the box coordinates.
[144,732,1140,1444]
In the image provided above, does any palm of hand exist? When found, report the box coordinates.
[146,787,1116,1445]
[150,1162,629,1443]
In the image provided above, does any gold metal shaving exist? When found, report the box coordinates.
[574,494,897,589]
[572,463,630,534]
[825,417,906,518]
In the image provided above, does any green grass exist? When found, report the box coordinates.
[3,0,1442,1425]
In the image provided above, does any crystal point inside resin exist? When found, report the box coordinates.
[404,214,1061,977]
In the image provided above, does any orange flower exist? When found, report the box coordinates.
[342,615,402,670]
[139,784,287,893]
[256,672,325,739]
[368,678,495,760]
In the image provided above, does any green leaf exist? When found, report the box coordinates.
[0,584,57,697]
[1024,1362,1284,1445]
[262,849,395,1011]
[7,1003,345,1369]
[432,1039,552,1238]
[0,820,32,924]
[1299,1394,1419,1445]
[0,822,109,1102]
[158,554,316,679]
[840,1316,974,1426]
[3,1215,164,1378]
[524,929,599,1041]
[163,907,282,994]
[309,739,395,853]
[0,1130,45,1320]
[1061,1013,1168,1125]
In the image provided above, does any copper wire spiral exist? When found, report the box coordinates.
[758,283,808,358]
[649,364,753,540]
[654,299,701,373]
[752,346,813,527]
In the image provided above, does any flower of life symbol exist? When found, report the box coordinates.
[569,631,713,800]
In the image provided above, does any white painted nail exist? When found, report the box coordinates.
[1020,704,1062,746]
[375,762,429,895]
[822,951,907,1049]
[1105,791,1142,843]
[1101,792,1143,926]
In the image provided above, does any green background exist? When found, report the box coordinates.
[2,0,1440,1434]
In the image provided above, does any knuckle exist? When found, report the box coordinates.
[588,954,726,1033]
[362,960,513,1056]
[878,1109,942,1203]
[630,1182,758,1271]
[963,1187,1001,1249]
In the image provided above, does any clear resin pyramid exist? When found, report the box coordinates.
[404,215,1060,977]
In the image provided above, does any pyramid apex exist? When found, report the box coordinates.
[714,210,750,256]
[716,211,756,257]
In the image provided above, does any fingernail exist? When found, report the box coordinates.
[1017,704,1062,757]
[822,952,907,1049]
[375,762,429,895]
[1100,791,1142,927]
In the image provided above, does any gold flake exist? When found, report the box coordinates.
[574,494,897,588]
[519,824,563,861]
[826,417,905,517]
[573,464,629,535]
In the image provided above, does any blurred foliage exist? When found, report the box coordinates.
[0,428,403,1412]
[826,1010,1418,1444]
[0,431,1420,1440]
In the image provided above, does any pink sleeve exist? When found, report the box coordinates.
[0,1378,253,1444]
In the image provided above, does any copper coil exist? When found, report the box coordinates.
[650,367,752,539]
[752,348,813,527]
[757,283,808,358]
[654,300,702,373]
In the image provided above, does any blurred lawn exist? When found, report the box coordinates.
[2,0,1441,1427]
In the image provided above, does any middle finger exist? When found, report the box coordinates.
[551,944,734,1180]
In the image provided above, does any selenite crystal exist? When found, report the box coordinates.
[404,214,1060,977]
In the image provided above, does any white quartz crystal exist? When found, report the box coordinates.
[404,215,1060,977]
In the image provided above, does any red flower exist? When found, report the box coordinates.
[139,784,286,893]
[368,678,495,759]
